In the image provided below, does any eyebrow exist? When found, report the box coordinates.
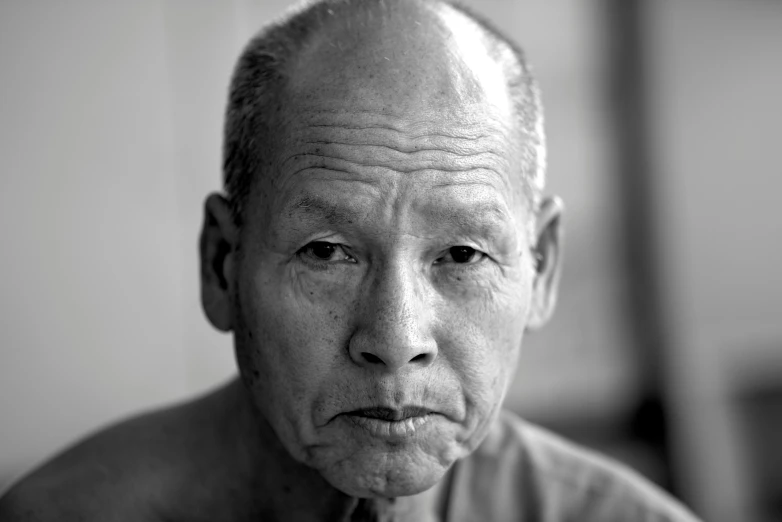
[427,181,515,232]
[428,201,513,238]
[285,194,365,227]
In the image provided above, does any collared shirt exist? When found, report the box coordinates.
[438,410,702,522]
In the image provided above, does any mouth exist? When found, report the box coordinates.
[346,406,433,422]
[341,406,438,440]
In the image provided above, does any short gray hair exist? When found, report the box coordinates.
[223,0,545,226]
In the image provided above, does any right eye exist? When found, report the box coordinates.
[298,241,356,264]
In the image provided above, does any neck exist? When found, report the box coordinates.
[219,377,448,522]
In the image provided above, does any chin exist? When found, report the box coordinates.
[321,454,448,499]
[329,471,442,499]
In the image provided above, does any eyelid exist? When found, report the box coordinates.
[298,240,357,264]
[295,236,344,254]
[434,245,489,265]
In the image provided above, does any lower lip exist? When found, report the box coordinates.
[343,414,435,440]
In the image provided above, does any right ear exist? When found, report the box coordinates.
[199,193,238,332]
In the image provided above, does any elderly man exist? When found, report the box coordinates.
[1,0,701,520]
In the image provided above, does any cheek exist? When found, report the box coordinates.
[440,272,531,411]
[237,263,358,416]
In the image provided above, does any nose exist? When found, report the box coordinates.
[348,262,438,371]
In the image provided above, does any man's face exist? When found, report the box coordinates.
[205,3,560,499]
[234,102,534,496]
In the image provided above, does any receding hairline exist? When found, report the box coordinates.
[222,0,546,228]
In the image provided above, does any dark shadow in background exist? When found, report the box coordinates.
[604,0,678,496]
[533,0,681,500]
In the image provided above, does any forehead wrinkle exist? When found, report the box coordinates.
[293,119,508,163]
[302,138,496,159]
[282,151,506,178]
[306,125,492,142]
[275,117,513,186]
[285,105,513,142]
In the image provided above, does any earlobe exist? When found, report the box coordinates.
[527,196,564,331]
[199,193,239,332]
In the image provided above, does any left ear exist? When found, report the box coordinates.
[526,196,564,331]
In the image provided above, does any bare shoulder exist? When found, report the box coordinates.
[0,382,236,522]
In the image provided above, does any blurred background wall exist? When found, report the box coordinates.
[646,2,782,520]
[0,1,780,521]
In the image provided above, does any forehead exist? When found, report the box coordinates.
[279,101,516,182]
[245,1,533,229]
[256,105,527,235]
[257,103,527,237]
[276,169,516,242]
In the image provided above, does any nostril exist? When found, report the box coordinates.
[410,353,428,363]
[361,352,384,364]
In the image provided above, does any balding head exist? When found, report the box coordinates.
[291,0,509,113]
[202,0,563,500]
[223,0,545,228]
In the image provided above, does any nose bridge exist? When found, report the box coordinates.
[376,264,420,340]
[350,257,436,370]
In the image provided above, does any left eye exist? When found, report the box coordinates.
[435,246,486,265]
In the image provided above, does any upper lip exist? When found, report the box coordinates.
[346,406,433,421]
